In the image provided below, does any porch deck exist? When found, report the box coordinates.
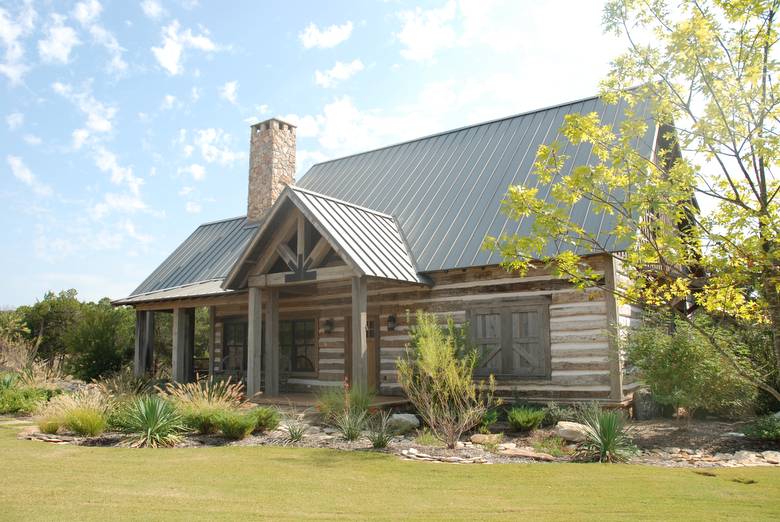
[250,393,409,410]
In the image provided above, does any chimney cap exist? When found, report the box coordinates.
[251,117,297,130]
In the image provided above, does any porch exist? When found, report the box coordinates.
[251,392,409,409]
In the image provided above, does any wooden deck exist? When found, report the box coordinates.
[251,392,408,409]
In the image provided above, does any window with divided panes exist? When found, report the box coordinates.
[469,301,551,379]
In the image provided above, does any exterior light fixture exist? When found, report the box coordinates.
[387,315,397,331]
[323,319,334,334]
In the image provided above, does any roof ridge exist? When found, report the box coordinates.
[300,92,603,173]
[290,186,395,220]
[197,215,250,227]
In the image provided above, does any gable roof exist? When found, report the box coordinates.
[224,186,427,288]
[125,216,257,298]
[297,94,656,272]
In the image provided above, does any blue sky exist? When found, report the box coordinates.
[0,0,622,307]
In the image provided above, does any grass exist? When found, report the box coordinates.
[0,419,779,520]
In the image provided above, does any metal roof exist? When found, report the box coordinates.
[224,187,427,287]
[289,187,425,283]
[113,279,243,305]
[298,94,656,272]
[126,216,258,297]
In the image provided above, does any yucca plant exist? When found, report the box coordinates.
[332,408,367,441]
[576,407,637,463]
[366,411,395,449]
[121,395,184,448]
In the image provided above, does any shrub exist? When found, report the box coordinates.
[414,427,444,447]
[64,407,107,437]
[626,312,757,418]
[743,415,780,441]
[0,386,49,414]
[542,402,579,427]
[366,411,395,449]
[215,411,255,440]
[249,407,281,433]
[283,419,307,443]
[161,376,244,410]
[0,372,19,390]
[507,406,545,432]
[332,408,368,441]
[181,406,227,435]
[576,407,636,463]
[479,409,500,434]
[120,395,184,448]
[397,311,499,448]
[532,435,569,457]
[316,382,374,420]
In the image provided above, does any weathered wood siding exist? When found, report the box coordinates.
[613,257,643,396]
[202,255,623,401]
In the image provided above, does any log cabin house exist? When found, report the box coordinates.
[114,94,658,405]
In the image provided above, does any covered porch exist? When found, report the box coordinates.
[125,186,428,401]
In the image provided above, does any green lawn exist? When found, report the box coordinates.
[1,420,779,521]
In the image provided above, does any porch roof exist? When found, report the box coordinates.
[112,279,242,305]
[224,186,428,288]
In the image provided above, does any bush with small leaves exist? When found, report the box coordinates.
[216,411,256,440]
[249,407,281,433]
[744,415,780,441]
[507,406,545,432]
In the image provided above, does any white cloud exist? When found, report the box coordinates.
[7,155,52,197]
[6,112,23,130]
[73,0,128,74]
[219,80,238,104]
[396,1,457,61]
[258,104,269,114]
[38,14,81,64]
[22,134,41,145]
[190,86,200,102]
[315,59,364,88]
[121,220,152,244]
[141,0,166,20]
[192,128,242,165]
[89,192,147,219]
[52,81,117,146]
[185,201,201,213]
[179,163,205,181]
[0,2,36,85]
[280,113,319,138]
[151,20,217,75]
[93,146,144,195]
[160,94,179,110]
[178,186,194,196]
[299,21,353,49]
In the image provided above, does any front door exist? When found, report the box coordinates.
[366,316,380,392]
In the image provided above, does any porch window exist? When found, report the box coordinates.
[280,319,317,374]
[222,320,248,378]
[469,301,551,379]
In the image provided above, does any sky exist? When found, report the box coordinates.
[0,0,625,307]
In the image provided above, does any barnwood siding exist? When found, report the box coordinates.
[614,257,643,396]
[199,256,621,400]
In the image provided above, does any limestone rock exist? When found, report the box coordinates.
[762,451,780,464]
[554,421,588,443]
[500,447,557,461]
[470,433,502,445]
[388,414,420,435]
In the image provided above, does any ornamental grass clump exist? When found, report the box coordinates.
[120,395,184,448]
[397,311,499,448]
[37,387,111,437]
[64,408,108,437]
[366,411,395,449]
[316,381,374,419]
[575,407,637,463]
[95,367,154,398]
[332,408,368,441]
[507,406,546,432]
[160,376,245,410]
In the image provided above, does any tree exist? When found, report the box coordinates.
[63,298,134,381]
[485,0,780,401]
[17,289,81,361]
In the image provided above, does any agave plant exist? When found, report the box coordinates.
[331,408,368,441]
[121,395,185,448]
[160,376,244,410]
[576,407,637,463]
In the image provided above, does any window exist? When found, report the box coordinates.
[469,301,550,379]
[222,321,248,376]
[280,319,317,374]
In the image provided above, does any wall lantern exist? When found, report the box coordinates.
[323,319,334,334]
[387,315,397,331]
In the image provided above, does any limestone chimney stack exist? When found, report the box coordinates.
[247,118,296,222]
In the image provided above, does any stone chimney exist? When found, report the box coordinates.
[247,118,296,222]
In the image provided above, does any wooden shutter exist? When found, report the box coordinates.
[510,308,549,377]
[473,312,502,376]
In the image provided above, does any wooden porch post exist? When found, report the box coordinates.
[351,276,368,389]
[143,311,155,374]
[133,310,146,378]
[247,287,263,397]
[264,288,280,396]
[172,307,191,383]
[208,306,215,379]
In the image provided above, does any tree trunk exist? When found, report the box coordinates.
[763,271,780,375]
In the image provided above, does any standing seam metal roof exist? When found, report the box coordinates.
[298,94,655,273]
